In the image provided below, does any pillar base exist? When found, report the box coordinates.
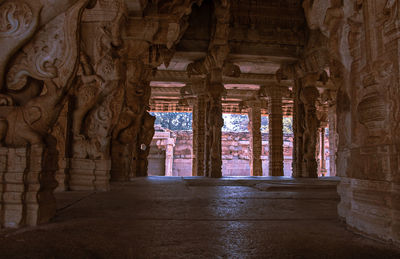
[69,158,111,191]
[338,177,400,246]
[0,145,57,228]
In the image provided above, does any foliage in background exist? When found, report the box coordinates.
[222,114,249,132]
[151,112,293,134]
[151,112,192,131]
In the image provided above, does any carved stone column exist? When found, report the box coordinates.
[69,0,126,191]
[165,139,175,176]
[267,86,284,176]
[51,100,71,192]
[299,85,320,178]
[205,70,224,178]
[248,102,263,176]
[0,0,91,228]
[292,79,303,177]
[320,127,327,176]
[328,104,337,176]
[190,79,207,176]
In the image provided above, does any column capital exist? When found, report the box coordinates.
[241,99,264,109]
[259,84,292,99]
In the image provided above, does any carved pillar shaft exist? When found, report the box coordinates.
[206,80,224,178]
[52,100,71,192]
[165,141,174,176]
[320,127,326,175]
[294,83,319,178]
[248,105,263,176]
[292,79,303,177]
[328,105,337,176]
[302,98,319,178]
[192,94,207,176]
[268,94,284,176]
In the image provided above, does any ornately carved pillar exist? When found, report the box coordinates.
[165,139,175,176]
[299,85,320,178]
[206,69,224,178]
[0,0,90,227]
[248,103,263,176]
[320,127,327,176]
[191,81,207,176]
[292,79,303,177]
[328,104,337,176]
[69,1,126,191]
[267,86,284,176]
[51,100,71,192]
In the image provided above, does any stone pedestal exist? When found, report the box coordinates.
[248,104,263,176]
[69,158,111,191]
[268,91,284,176]
[0,145,57,228]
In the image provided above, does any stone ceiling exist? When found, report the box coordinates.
[124,0,307,115]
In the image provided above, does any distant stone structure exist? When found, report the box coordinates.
[149,128,330,177]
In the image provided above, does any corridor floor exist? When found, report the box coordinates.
[0,177,399,258]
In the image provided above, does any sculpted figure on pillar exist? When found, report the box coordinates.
[111,0,203,179]
[299,78,320,178]
[302,0,400,244]
[111,60,154,179]
[72,0,126,160]
[0,0,92,227]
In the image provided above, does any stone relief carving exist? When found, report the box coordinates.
[0,0,88,147]
[0,0,40,91]
[0,0,89,227]
[72,0,126,160]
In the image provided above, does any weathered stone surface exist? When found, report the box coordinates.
[0,0,398,250]
[1,178,400,258]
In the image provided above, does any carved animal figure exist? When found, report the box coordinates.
[0,0,88,147]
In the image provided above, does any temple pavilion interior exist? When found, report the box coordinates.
[0,0,399,257]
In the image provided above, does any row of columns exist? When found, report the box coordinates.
[189,84,287,177]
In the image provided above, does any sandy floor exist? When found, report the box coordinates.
[0,176,399,258]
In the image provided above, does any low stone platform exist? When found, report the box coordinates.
[0,177,399,258]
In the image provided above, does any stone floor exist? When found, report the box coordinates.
[1,176,399,258]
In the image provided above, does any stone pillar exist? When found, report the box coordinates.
[292,79,303,177]
[328,105,337,176]
[299,84,320,178]
[320,127,327,176]
[165,139,175,176]
[205,71,224,178]
[268,87,284,176]
[190,78,207,177]
[248,103,263,176]
[51,100,71,192]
